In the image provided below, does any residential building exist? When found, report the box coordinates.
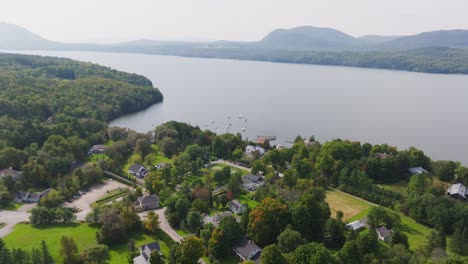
[245,145,265,159]
[133,195,160,211]
[345,220,365,231]
[128,163,149,178]
[447,183,467,200]
[133,241,161,264]
[408,167,428,175]
[87,144,106,155]
[0,167,23,181]
[14,189,51,203]
[228,200,247,215]
[376,226,392,242]
[233,237,262,264]
[203,211,233,227]
[242,174,265,191]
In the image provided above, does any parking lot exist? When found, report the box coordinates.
[63,179,130,220]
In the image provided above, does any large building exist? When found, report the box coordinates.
[133,194,160,211]
[133,241,161,264]
[447,183,467,200]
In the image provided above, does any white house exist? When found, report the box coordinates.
[245,145,265,158]
[133,241,161,264]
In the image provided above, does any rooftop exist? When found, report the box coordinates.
[233,237,262,263]
[376,226,391,238]
[448,183,467,198]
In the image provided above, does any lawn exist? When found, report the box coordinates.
[86,153,110,163]
[175,229,192,237]
[399,214,433,250]
[237,194,259,208]
[92,188,130,207]
[326,189,433,251]
[0,202,23,211]
[325,189,373,221]
[380,180,408,196]
[3,224,170,263]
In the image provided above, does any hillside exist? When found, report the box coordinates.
[0,53,163,182]
[4,23,468,74]
[382,29,468,50]
[258,26,359,50]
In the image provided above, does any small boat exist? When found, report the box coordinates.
[241,127,246,131]
[239,114,243,119]
[211,120,214,123]
[245,118,247,122]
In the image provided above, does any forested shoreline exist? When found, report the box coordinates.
[0,53,163,188]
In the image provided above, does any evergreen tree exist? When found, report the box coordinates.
[0,247,13,264]
[340,240,361,264]
[41,240,54,264]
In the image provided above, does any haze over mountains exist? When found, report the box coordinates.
[3,22,468,74]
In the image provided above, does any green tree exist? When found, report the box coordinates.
[41,240,54,264]
[143,211,160,233]
[150,250,164,264]
[277,228,304,253]
[179,236,204,264]
[391,230,409,249]
[323,218,346,249]
[80,244,110,264]
[60,236,79,264]
[450,226,468,256]
[339,240,361,264]
[247,198,290,246]
[291,242,337,264]
[260,244,286,264]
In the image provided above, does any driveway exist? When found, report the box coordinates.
[63,179,130,221]
[0,204,34,238]
[211,160,251,172]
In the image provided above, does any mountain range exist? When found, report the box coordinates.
[3,22,468,74]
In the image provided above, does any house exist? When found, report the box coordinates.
[133,195,160,211]
[242,174,265,191]
[447,183,467,200]
[128,164,149,178]
[245,145,265,159]
[376,226,392,242]
[0,167,23,181]
[87,144,106,155]
[375,152,391,159]
[133,241,161,264]
[345,220,365,231]
[408,167,428,175]
[275,144,286,150]
[304,139,317,147]
[228,200,247,215]
[203,211,233,227]
[233,237,262,264]
[155,162,170,170]
[14,189,51,203]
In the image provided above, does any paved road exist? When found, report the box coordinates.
[0,203,34,238]
[138,208,206,264]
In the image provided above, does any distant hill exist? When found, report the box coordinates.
[381,30,468,50]
[258,26,360,50]
[357,35,402,45]
[3,22,468,74]
[0,22,58,49]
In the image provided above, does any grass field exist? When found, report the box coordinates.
[0,202,23,211]
[325,189,373,221]
[380,180,408,196]
[92,188,130,207]
[326,188,434,250]
[3,224,169,263]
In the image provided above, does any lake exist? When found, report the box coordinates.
[7,50,468,164]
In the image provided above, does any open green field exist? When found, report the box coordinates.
[0,202,23,211]
[3,224,169,263]
[399,214,433,250]
[325,189,373,221]
[380,180,408,196]
[326,189,434,250]
[207,163,248,174]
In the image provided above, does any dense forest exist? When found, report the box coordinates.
[0,53,162,188]
[111,45,468,74]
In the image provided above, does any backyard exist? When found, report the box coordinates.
[3,223,169,263]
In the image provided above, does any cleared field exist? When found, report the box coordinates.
[3,223,169,263]
[380,180,408,196]
[325,189,373,221]
[400,214,433,250]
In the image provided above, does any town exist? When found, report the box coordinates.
[1,121,467,264]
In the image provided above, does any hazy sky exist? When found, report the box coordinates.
[2,0,468,43]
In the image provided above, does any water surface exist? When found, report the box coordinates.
[8,50,468,164]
